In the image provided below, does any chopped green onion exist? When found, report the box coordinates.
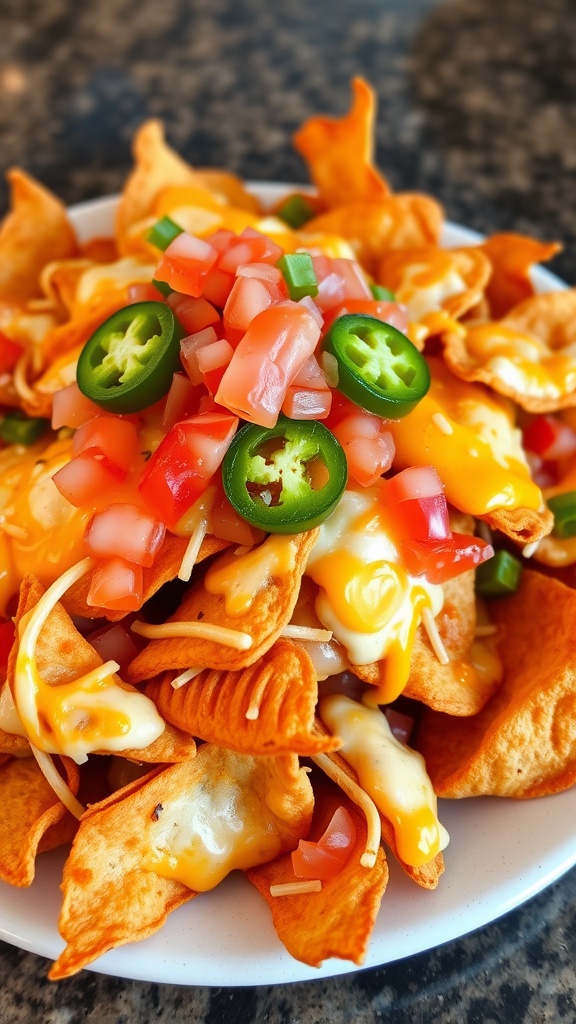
[151,277,173,297]
[276,194,315,229]
[146,216,183,251]
[0,410,50,446]
[370,284,396,302]
[277,253,318,301]
[475,550,522,598]
[547,491,576,538]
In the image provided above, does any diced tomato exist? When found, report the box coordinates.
[52,451,125,507]
[180,326,219,385]
[0,331,23,374]
[331,258,372,300]
[196,338,234,395]
[138,411,238,529]
[281,354,332,420]
[72,415,139,475]
[162,373,203,432]
[85,503,166,567]
[201,265,235,308]
[127,282,166,303]
[312,256,372,313]
[210,481,266,547]
[236,262,286,293]
[215,301,321,427]
[51,382,102,430]
[205,228,236,252]
[0,619,15,674]
[223,276,274,334]
[382,465,444,503]
[154,232,219,297]
[380,466,451,542]
[298,295,324,329]
[168,293,220,335]
[523,414,576,462]
[87,557,144,613]
[292,806,357,881]
[217,228,283,274]
[330,409,395,486]
[87,621,142,674]
[322,298,409,335]
[400,532,494,584]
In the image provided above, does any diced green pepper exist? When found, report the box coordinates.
[0,410,49,446]
[370,284,396,302]
[276,194,315,229]
[277,253,319,301]
[475,549,522,598]
[146,216,183,251]
[547,490,576,539]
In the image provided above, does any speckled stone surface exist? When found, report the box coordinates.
[1,0,576,1020]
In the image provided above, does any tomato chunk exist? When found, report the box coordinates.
[85,503,166,567]
[400,532,494,583]
[291,806,357,881]
[87,557,144,612]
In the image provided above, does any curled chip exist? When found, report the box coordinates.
[49,745,313,979]
[127,530,319,681]
[378,245,492,324]
[442,289,576,413]
[479,233,562,319]
[293,77,390,209]
[144,638,341,757]
[416,569,576,798]
[0,169,78,301]
[0,754,79,887]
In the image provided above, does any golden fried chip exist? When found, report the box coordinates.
[247,776,388,968]
[10,576,196,764]
[293,77,390,209]
[0,169,78,301]
[0,754,79,886]
[479,233,562,319]
[0,680,29,754]
[115,120,202,248]
[442,289,576,413]
[127,530,319,682]
[144,638,340,756]
[302,194,443,275]
[378,245,491,323]
[49,745,313,978]
[416,568,576,798]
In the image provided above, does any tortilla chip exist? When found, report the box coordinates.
[127,530,319,682]
[0,754,79,886]
[115,120,203,250]
[416,568,576,798]
[479,233,562,319]
[144,638,340,756]
[247,775,388,968]
[49,745,313,978]
[293,77,390,210]
[10,576,196,764]
[179,171,261,213]
[302,194,443,275]
[63,532,230,621]
[0,169,78,302]
[378,245,492,323]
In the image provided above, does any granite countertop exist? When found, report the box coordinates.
[1,0,576,1020]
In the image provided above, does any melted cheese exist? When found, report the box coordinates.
[204,534,298,616]
[464,323,576,401]
[145,752,288,891]
[14,558,165,763]
[320,694,449,867]
[389,358,543,516]
[75,257,157,307]
[305,489,443,702]
[397,259,468,322]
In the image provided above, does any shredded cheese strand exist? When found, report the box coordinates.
[281,625,333,642]
[30,745,85,820]
[245,673,270,721]
[421,607,449,665]
[0,518,28,539]
[270,880,322,897]
[131,620,253,650]
[177,487,216,582]
[12,349,38,406]
[474,623,498,638]
[171,667,203,689]
[311,753,381,868]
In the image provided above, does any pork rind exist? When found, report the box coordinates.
[293,76,390,210]
[301,194,443,276]
[442,289,576,413]
[416,569,576,798]
[0,754,79,886]
[127,530,319,682]
[0,169,78,302]
[10,576,197,764]
[479,233,562,319]
[378,245,492,323]
[49,745,314,979]
[144,638,340,757]
[247,777,388,968]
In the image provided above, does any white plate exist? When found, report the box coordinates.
[0,187,572,986]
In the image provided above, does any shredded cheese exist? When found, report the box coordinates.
[270,880,322,897]
[281,625,333,642]
[177,487,216,582]
[431,411,454,436]
[321,350,339,388]
[0,518,28,539]
[245,673,270,721]
[171,667,203,689]
[311,752,381,868]
[30,745,85,820]
[522,540,539,558]
[12,349,39,406]
[131,620,253,650]
[421,607,449,665]
[474,623,498,638]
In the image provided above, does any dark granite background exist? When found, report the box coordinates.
[1,0,576,1020]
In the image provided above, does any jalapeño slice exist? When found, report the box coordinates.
[324,313,430,418]
[76,301,184,414]
[222,416,348,534]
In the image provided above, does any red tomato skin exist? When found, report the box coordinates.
[291,805,357,881]
[0,332,23,374]
[52,452,125,507]
[72,415,139,474]
[87,557,144,612]
[51,382,102,430]
[322,298,409,335]
[85,503,166,567]
[400,532,494,584]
